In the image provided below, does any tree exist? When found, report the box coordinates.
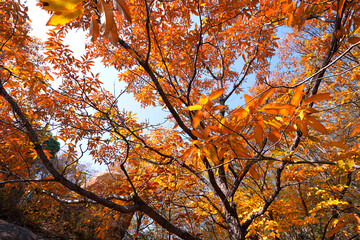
[1,0,360,239]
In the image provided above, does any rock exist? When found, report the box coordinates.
[0,219,39,240]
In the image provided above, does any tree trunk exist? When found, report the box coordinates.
[224,203,246,240]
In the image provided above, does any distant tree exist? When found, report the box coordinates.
[43,136,60,159]
[1,0,359,239]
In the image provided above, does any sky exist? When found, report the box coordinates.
[26,0,167,173]
[26,0,167,123]
[25,0,290,173]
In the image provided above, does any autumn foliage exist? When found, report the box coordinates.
[1,0,360,239]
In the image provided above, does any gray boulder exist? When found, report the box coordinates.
[0,219,38,240]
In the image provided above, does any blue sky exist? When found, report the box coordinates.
[27,0,168,173]
[27,0,167,125]
[26,0,291,173]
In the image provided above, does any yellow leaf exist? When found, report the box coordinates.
[298,110,306,120]
[46,8,83,26]
[303,93,331,105]
[264,119,283,129]
[187,105,202,111]
[337,160,345,169]
[356,225,360,234]
[112,0,132,23]
[39,0,82,12]
[199,97,209,105]
[345,160,354,170]
[209,88,224,100]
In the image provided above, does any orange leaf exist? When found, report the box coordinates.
[244,94,252,102]
[217,147,227,160]
[202,145,218,165]
[263,104,295,116]
[282,1,294,13]
[191,130,205,139]
[233,108,248,119]
[351,124,360,136]
[90,15,100,42]
[254,122,264,147]
[99,0,116,36]
[232,144,250,158]
[108,25,120,46]
[264,119,283,129]
[209,88,224,100]
[112,0,132,23]
[249,164,260,180]
[219,118,230,134]
[182,146,196,159]
[258,88,275,106]
[328,220,350,237]
[213,105,226,111]
[203,125,211,138]
[245,94,256,113]
[325,141,348,149]
[303,93,331,105]
[268,130,281,143]
[192,111,203,129]
[224,163,229,174]
[349,37,360,44]
[291,84,305,106]
[306,116,327,134]
[296,119,309,136]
